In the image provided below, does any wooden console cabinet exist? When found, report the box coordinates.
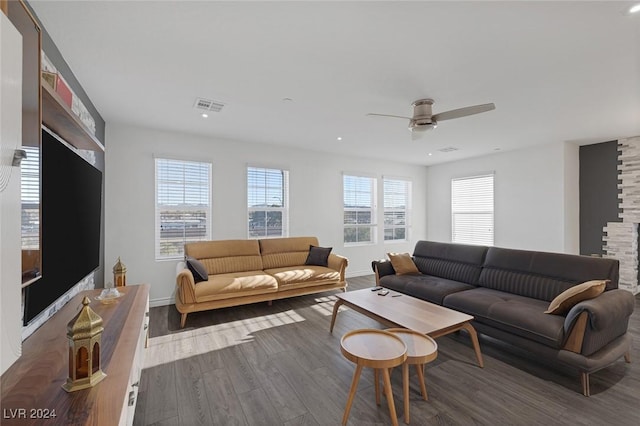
[1,285,149,425]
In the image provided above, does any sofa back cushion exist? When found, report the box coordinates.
[185,240,263,275]
[478,247,619,301]
[260,236,319,269]
[412,241,488,285]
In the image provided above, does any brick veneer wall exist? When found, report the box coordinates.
[603,136,640,294]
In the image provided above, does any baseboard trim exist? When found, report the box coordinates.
[346,270,373,279]
[150,296,173,308]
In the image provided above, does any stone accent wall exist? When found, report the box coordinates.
[603,136,640,294]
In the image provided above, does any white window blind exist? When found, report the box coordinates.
[451,174,494,246]
[384,177,411,242]
[343,174,377,244]
[21,146,40,250]
[247,166,289,238]
[155,158,211,260]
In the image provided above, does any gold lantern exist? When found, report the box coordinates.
[113,257,127,287]
[62,297,106,392]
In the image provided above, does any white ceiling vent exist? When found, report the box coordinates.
[438,147,459,153]
[194,97,225,112]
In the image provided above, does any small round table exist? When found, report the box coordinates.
[340,329,407,426]
[386,328,438,424]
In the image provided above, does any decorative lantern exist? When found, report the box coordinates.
[113,257,127,287]
[62,297,106,392]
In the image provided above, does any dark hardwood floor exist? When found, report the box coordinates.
[134,276,640,425]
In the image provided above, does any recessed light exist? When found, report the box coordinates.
[630,4,640,14]
[428,153,433,156]
[201,113,208,118]
[337,137,342,141]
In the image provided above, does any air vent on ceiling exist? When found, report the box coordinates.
[438,147,459,153]
[194,97,225,112]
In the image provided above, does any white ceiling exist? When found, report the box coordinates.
[30,1,640,166]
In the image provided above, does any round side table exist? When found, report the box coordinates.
[386,328,438,424]
[340,329,407,426]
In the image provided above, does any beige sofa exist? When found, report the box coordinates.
[175,236,348,327]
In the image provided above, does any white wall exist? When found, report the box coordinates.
[105,123,428,306]
[1,13,23,374]
[427,142,579,253]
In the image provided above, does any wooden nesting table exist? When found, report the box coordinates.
[330,288,483,368]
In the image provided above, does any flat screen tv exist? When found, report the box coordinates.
[23,129,102,324]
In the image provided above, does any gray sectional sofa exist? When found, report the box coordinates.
[372,241,635,396]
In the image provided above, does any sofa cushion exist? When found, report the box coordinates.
[194,270,278,303]
[387,253,419,275]
[545,280,607,315]
[478,247,619,301]
[265,266,340,288]
[186,256,208,283]
[305,245,332,267]
[380,274,475,305]
[260,236,319,269]
[444,288,566,348]
[185,240,263,274]
[412,241,487,285]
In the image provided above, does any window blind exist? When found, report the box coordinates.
[451,174,494,246]
[247,166,289,238]
[383,178,411,241]
[21,146,40,250]
[155,158,211,259]
[343,175,376,244]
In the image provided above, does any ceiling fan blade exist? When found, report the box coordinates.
[432,103,495,121]
[366,113,412,120]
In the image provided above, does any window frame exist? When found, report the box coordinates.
[343,174,377,246]
[246,166,289,239]
[451,173,494,246]
[154,157,212,260]
[383,176,412,243]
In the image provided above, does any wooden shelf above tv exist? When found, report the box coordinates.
[41,80,104,152]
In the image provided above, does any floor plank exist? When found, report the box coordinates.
[201,368,248,426]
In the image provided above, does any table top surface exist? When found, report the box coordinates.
[341,329,407,363]
[336,287,474,335]
[386,328,438,361]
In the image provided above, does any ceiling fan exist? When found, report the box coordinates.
[367,98,495,140]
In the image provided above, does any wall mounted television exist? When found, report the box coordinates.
[23,128,102,325]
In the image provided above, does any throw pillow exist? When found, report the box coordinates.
[387,252,420,275]
[305,245,332,267]
[544,280,608,315]
[186,256,208,283]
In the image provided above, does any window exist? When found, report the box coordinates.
[20,146,40,250]
[383,177,411,242]
[247,166,289,238]
[451,174,494,246]
[343,174,377,244]
[155,158,211,260]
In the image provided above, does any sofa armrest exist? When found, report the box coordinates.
[371,259,395,285]
[176,261,197,305]
[563,289,635,355]
[328,254,348,281]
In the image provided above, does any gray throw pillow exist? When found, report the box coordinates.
[186,256,208,283]
[305,245,332,267]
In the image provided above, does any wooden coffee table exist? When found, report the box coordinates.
[330,288,483,368]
